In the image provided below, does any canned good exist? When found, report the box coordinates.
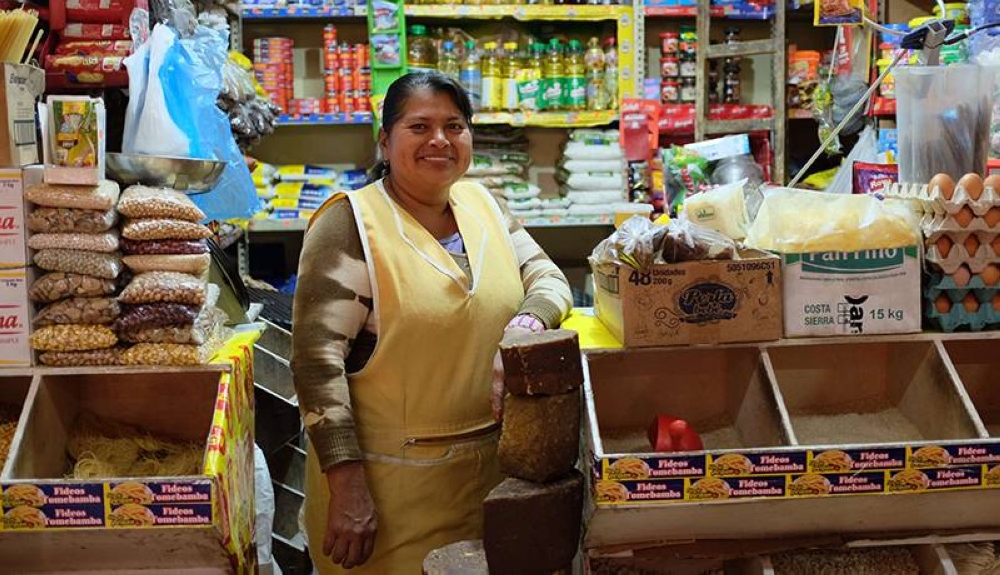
[680,78,696,103]
[342,93,356,114]
[659,32,679,54]
[680,54,697,77]
[326,97,340,113]
[356,92,371,112]
[660,57,679,79]
[660,80,679,104]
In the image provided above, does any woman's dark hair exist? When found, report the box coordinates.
[368,72,474,182]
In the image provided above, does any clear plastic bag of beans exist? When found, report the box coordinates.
[34,297,120,326]
[120,238,208,255]
[120,341,219,366]
[26,207,117,234]
[120,306,226,345]
[29,324,118,352]
[34,249,123,279]
[119,272,206,306]
[38,347,123,367]
[121,219,212,241]
[24,180,120,211]
[114,303,200,332]
[28,231,120,253]
[117,186,206,222]
[29,273,118,303]
[122,253,211,275]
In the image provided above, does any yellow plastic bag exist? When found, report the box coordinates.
[745,188,919,253]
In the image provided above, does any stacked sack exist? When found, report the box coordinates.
[465,127,542,219]
[116,186,228,366]
[557,129,629,220]
[25,181,124,366]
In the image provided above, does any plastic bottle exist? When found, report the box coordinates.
[481,42,502,111]
[518,42,544,111]
[501,42,521,112]
[408,25,437,74]
[460,40,482,111]
[542,39,565,111]
[564,40,587,111]
[438,41,460,80]
[603,36,619,110]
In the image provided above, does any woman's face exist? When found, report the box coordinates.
[379,87,472,194]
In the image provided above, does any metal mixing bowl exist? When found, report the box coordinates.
[106,153,226,193]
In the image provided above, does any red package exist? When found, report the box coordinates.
[620,99,661,162]
[853,161,898,195]
[65,0,130,24]
[54,40,132,57]
[45,54,125,84]
[62,23,130,40]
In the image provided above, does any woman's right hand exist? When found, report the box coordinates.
[324,461,378,569]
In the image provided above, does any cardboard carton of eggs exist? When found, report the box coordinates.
[925,232,1000,274]
[925,285,1000,332]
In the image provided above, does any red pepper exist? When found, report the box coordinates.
[648,414,704,453]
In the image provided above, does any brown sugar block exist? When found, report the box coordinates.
[500,329,583,396]
[498,389,580,483]
[423,540,489,575]
[483,471,583,575]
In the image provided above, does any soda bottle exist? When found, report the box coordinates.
[438,40,460,80]
[460,40,482,111]
[481,42,502,111]
[542,39,564,111]
[501,42,521,112]
[408,25,437,74]
[603,36,619,110]
[564,39,586,111]
[517,42,544,111]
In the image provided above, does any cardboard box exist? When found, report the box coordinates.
[0,168,26,269]
[592,250,782,347]
[781,246,921,337]
[683,134,751,162]
[0,64,43,167]
[0,269,31,366]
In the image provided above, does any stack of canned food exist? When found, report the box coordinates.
[253,37,294,113]
[322,25,372,115]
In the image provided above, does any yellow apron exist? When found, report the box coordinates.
[305,180,524,575]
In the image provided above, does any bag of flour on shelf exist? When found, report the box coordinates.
[562,142,623,161]
[564,190,626,205]
[503,183,541,201]
[560,171,624,191]
[560,158,624,173]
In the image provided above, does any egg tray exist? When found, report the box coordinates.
[924,231,1000,274]
[919,210,1000,235]
[924,269,1000,292]
[888,182,1000,216]
[923,295,1000,332]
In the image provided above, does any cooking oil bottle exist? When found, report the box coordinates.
[459,40,482,111]
[517,42,544,111]
[501,42,521,112]
[564,39,586,111]
[480,42,502,112]
[603,36,619,110]
[584,36,606,110]
[438,40,460,80]
[542,39,564,111]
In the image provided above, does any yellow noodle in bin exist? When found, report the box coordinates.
[608,457,650,480]
[710,453,753,476]
[985,465,1000,487]
[688,477,731,500]
[789,474,833,496]
[110,482,155,505]
[912,446,951,468]
[595,480,630,504]
[3,484,46,508]
[4,505,46,530]
[887,469,930,492]
[109,503,156,527]
[811,450,853,473]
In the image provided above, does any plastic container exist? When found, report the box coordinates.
[660,80,679,104]
[659,32,679,55]
[934,2,969,24]
[660,57,679,79]
[407,25,437,74]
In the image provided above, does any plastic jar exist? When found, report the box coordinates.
[680,53,697,77]
[661,80,679,104]
[660,56,679,78]
[680,78,696,103]
[659,32,679,54]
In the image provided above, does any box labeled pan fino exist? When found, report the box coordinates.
[781,246,921,337]
[591,250,783,347]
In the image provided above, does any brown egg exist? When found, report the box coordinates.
[985,207,1000,228]
[931,173,956,200]
[986,174,1000,196]
[935,294,953,314]
[980,264,1000,286]
[936,235,954,258]
[964,234,982,256]
[953,264,972,287]
[963,293,981,313]
[959,173,984,201]
[994,292,1000,311]
[993,235,1000,256]
[955,206,976,228]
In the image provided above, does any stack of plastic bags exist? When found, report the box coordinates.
[557,129,628,219]
[115,187,228,366]
[24,180,124,366]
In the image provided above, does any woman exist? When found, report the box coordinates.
[291,72,572,574]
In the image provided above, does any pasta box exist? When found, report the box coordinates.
[590,250,783,347]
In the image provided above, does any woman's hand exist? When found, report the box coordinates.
[492,326,537,422]
[324,461,378,569]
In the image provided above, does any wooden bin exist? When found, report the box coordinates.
[0,365,256,574]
